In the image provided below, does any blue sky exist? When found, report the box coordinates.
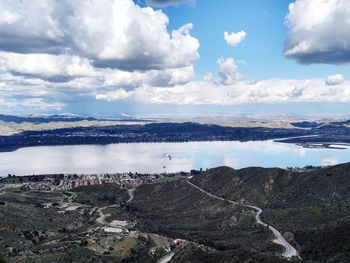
[161,0,347,80]
[165,0,294,79]
[0,0,350,117]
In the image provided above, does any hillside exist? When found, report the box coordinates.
[190,164,350,262]
[0,164,349,262]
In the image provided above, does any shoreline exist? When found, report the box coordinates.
[1,137,350,154]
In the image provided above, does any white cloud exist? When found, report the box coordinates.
[284,0,350,64]
[0,0,199,112]
[249,87,269,98]
[95,78,350,105]
[0,0,65,53]
[0,0,199,71]
[68,1,199,70]
[203,72,214,82]
[0,10,19,24]
[2,64,350,112]
[0,50,194,88]
[101,66,194,88]
[96,89,130,102]
[0,52,96,79]
[217,57,240,85]
[325,74,345,85]
[1,0,350,113]
[224,31,246,47]
[285,80,309,98]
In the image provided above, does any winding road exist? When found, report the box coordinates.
[96,188,136,225]
[158,252,175,263]
[96,204,119,224]
[127,188,135,203]
[186,181,300,259]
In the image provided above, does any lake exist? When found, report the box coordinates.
[0,141,349,176]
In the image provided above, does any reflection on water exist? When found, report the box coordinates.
[0,141,349,176]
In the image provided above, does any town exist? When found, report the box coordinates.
[0,171,193,192]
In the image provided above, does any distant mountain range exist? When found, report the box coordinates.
[1,113,350,130]
[0,114,98,124]
[0,114,349,152]
[291,119,350,128]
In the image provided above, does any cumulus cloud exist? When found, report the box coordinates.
[284,0,350,64]
[1,0,350,114]
[0,52,195,88]
[0,52,96,80]
[0,0,200,112]
[68,2,199,70]
[224,31,246,47]
[0,0,199,71]
[101,66,195,88]
[95,78,350,105]
[96,89,130,102]
[284,81,309,98]
[203,72,214,82]
[0,0,66,54]
[325,74,345,85]
[2,61,350,112]
[217,57,240,85]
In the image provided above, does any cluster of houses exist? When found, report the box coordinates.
[5,173,158,191]
[54,173,156,191]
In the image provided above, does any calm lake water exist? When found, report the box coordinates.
[0,141,349,176]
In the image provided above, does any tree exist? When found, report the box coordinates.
[0,255,8,263]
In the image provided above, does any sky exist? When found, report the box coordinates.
[0,0,350,117]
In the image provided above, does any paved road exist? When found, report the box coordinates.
[158,252,175,263]
[246,204,299,258]
[186,181,300,259]
[187,180,239,205]
[127,188,135,203]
